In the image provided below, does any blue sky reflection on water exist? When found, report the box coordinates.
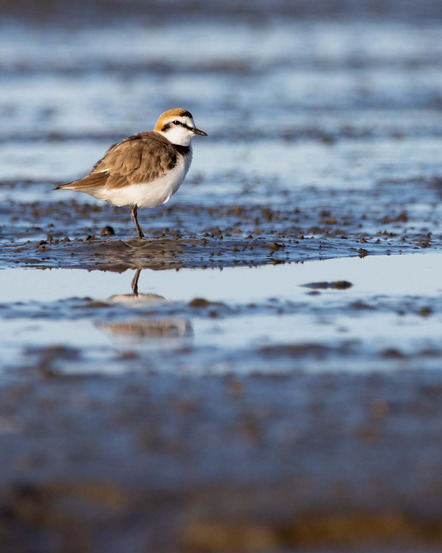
[1,252,442,303]
[1,252,442,374]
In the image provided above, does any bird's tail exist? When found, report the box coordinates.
[55,173,107,191]
[54,182,75,191]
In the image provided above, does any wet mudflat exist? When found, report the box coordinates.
[1,1,442,551]
[2,173,442,271]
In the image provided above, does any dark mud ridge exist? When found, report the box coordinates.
[2,188,440,271]
[2,0,442,24]
[2,234,380,272]
[2,370,442,552]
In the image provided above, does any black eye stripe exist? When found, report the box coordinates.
[168,121,193,131]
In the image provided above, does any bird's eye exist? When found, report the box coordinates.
[173,120,180,125]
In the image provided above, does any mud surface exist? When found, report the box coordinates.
[1,1,442,551]
[1,176,442,271]
[3,370,442,553]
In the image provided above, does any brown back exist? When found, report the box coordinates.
[66,131,181,190]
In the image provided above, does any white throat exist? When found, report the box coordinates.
[157,127,193,147]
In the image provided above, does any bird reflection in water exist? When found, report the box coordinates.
[96,269,193,351]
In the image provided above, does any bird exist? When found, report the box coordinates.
[56,108,207,238]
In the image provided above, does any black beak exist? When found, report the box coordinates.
[193,127,207,136]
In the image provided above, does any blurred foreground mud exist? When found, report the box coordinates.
[2,371,442,552]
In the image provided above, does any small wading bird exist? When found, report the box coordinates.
[56,108,207,238]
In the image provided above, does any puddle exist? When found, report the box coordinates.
[1,252,442,374]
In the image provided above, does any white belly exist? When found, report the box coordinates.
[89,152,191,208]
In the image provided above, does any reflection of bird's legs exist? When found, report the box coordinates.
[130,205,145,239]
[131,269,141,296]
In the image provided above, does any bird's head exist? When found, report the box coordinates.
[154,108,207,146]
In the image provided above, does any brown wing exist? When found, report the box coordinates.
[58,132,178,191]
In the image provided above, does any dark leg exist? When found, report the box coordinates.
[131,268,141,296]
[130,205,144,238]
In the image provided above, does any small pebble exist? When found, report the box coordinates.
[100,226,115,236]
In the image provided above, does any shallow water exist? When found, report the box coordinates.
[1,9,442,377]
[2,20,442,194]
[1,252,441,374]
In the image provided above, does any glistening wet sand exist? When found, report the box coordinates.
[3,175,441,271]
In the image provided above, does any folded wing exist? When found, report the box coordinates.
[58,132,178,191]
